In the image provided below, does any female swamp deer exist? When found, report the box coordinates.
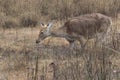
[36,13,112,47]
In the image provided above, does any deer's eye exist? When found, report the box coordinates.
[41,31,44,34]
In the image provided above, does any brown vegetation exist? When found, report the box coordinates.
[0,0,120,80]
[0,0,120,28]
[0,19,120,80]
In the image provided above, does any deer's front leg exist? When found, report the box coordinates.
[65,37,75,49]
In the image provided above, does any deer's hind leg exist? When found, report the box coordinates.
[95,30,108,46]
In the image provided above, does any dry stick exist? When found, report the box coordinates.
[34,55,39,80]
[89,40,120,55]
[34,43,44,80]
[102,44,120,54]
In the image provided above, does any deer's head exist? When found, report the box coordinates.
[36,22,53,44]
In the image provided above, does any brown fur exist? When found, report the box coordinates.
[63,13,112,39]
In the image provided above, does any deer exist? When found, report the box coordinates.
[36,13,112,48]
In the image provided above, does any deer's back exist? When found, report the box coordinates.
[64,13,111,39]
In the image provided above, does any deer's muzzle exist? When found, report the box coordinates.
[36,40,41,44]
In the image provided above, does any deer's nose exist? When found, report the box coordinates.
[36,40,40,44]
[41,31,44,34]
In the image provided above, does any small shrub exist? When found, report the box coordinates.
[2,19,18,29]
[20,12,38,27]
[0,13,18,29]
[0,12,6,28]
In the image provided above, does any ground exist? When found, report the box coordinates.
[0,17,120,80]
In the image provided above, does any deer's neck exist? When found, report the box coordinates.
[51,32,67,38]
[51,32,80,43]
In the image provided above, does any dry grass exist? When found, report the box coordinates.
[0,0,120,79]
[0,17,120,80]
[0,0,120,28]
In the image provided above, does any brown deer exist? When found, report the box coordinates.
[36,13,112,47]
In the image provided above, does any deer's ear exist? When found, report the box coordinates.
[47,22,53,28]
[41,23,44,27]
[46,22,53,33]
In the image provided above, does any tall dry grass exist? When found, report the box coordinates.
[0,20,120,80]
[0,0,120,28]
[0,0,120,80]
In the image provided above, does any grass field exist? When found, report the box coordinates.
[0,18,120,80]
